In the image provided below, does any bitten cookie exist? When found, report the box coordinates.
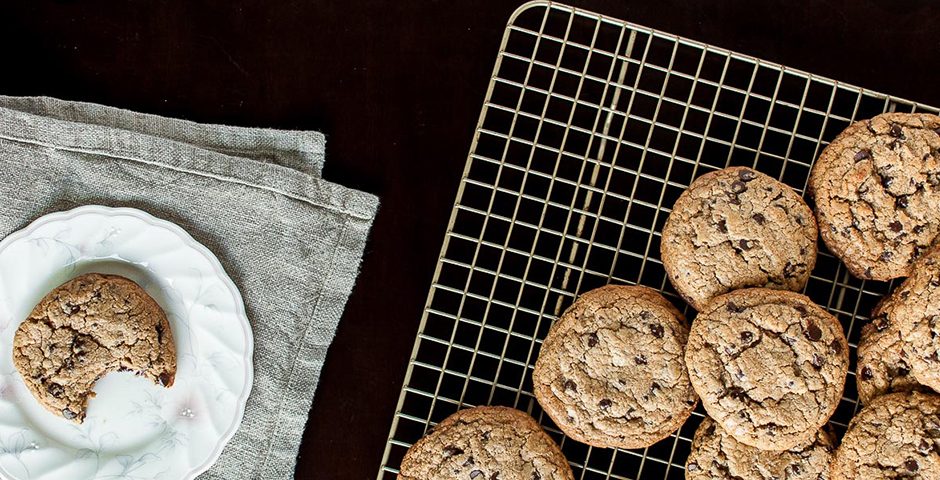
[685,416,836,480]
[869,244,940,394]
[857,301,926,404]
[831,391,940,479]
[398,406,574,480]
[661,166,817,310]
[809,112,940,280]
[685,288,848,451]
[13,273,176,423]
[532,285,697,449]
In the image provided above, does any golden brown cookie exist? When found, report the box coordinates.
[809,112,940,280]
[13,273,176,423]
[532,285,697,449]
[685,288,848,451]
[661,166,817,310]
[831,391,940,479]
[398,406,573,480]
[856,298,927,404]
[866,244,940,395]
[685,417,836,480]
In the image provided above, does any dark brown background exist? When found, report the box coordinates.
[1,1,938,478]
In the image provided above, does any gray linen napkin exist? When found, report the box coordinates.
[0,97,378,479]
[0,96,326,177]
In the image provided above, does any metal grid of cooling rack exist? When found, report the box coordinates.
[378,1,940,478]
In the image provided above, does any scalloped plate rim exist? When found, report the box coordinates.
[0,205,254,480]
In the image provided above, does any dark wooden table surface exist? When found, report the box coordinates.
[2,1,938,478]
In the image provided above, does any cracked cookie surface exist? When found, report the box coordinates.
[809,112,940,280]
[398,406,573,480]
[685,416,835,480]
[532,285,697,449]
[857,296,927,404]
[871,244,940,394]
[831,391,940,479]
[661,166,817,311]
[685,288,848,451]
[13,273,176,423]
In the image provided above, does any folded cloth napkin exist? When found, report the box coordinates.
[0,96,327,176]
[0,97,378,479]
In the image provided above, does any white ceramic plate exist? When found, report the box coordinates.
[0,206,253,480]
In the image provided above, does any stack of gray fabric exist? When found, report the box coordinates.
[0,96,378,478]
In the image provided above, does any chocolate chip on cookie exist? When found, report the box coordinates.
[13,273,176,423]
[868,244,940,395]
[831,391,940,479]
[810,112,940,280]
[533,285,697,449]
[685,416,835,479]
[662,166,817,310]
[398,406,573,480]
[856,300,927,404]
[685,288,848,451]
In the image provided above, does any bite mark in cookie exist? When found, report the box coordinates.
[13,273,176,423]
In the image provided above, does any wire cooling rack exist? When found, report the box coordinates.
[378,1,940,478]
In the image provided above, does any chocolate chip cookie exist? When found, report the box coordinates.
[397,406,574,480]
[867,243,940,394]
[831,391,940,479]
[685,416,836,480]
[13,273,176,423]
[532,285,697,449]
[685,288,848,451]
[809,112,940,280]
[661,166,817,310]
[856,298,926,404]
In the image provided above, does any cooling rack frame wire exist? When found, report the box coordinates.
[378,1,940,478]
